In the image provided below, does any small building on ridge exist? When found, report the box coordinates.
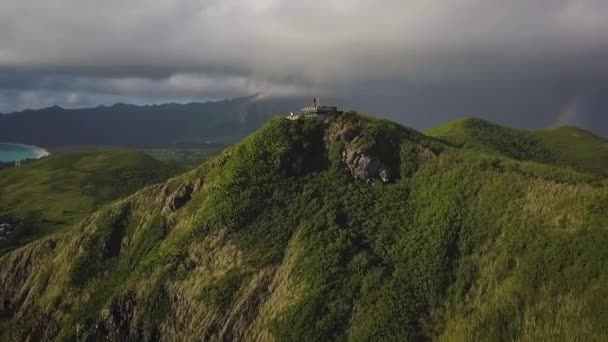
[288,98,342,121]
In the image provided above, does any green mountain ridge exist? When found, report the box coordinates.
[1,113,607,341]
[427,117,608,174]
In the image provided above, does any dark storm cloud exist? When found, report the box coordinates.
[0,0,607,133]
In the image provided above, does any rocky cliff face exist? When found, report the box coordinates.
[160,179,201,214]
[342,145,394,183]
[89,292,136,340]
[328,113,426,183]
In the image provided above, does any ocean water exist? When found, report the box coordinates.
[0,143,49,163]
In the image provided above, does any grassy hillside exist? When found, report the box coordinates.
[535,126,608,174]
[427,117,608,174]
[1,113,606,341]
[144,143,228,170]
[0,150,179,252]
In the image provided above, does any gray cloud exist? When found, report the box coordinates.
[0,0,607,134]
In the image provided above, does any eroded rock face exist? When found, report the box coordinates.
[341,142,395,184]
[89,292,136,341]
[165,184,193,212]
[329,120,397,184]
[161,180,201,214]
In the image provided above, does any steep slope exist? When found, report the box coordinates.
[0,150,179,253]
[1,113,607,341]
[427,117,608,174]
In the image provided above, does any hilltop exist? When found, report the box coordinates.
[1,113,606,341]
[427,117,608,174]
[535,125,608,174]
[0,150,179,253]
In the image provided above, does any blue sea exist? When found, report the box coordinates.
[0,143,49,163]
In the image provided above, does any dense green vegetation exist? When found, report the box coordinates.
[1,113,606,341]
[427,117,608,175]
[0,150,179,253]
[535,126,608,174]
[144,144,227,169]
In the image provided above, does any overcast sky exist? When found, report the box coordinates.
[1,0,607,133]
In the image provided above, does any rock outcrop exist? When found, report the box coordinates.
[333,125,396,184]
[342,147,394,183]
[93,292,137,340]
[160,180,200,214]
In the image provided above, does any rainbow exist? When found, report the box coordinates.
[549,97,581,128]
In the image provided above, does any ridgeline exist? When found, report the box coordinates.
[1,112,606,341]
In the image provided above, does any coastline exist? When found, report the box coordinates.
[33,146,51,158]
[0,142,51,162]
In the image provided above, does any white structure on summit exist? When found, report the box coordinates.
[288,97,342,121]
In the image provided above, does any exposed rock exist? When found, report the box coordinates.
[330,120,396,183]
[161,180,200,214]
[342,146,394,184]
[166,184,193,212]
[88,291,136,341]
[379,168,393,183]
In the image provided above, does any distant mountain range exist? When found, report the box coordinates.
[3,95,606,149]
[0,96,305,147]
